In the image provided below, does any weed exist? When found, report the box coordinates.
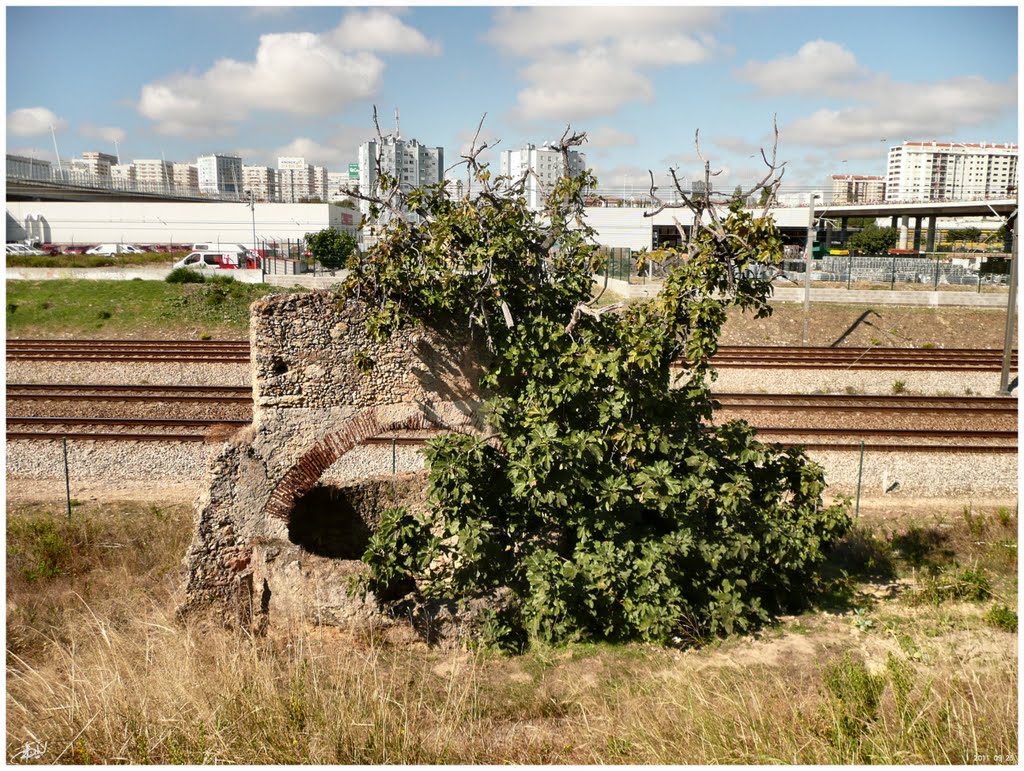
[963,387,976,396]
[199,331,212,341]
[984,605,1017,633]
[827,526,896,581]
[890,380,907,395]
[40,300,51,309]
[911,563,991,605]
[97,310,112,320]
[843,385,862,395]
[822,653,886,741]
[7,302,18,314]
[919,342,936,349]
[995,507,1013,528]
[7,517,72,582]
[961,506,985,537]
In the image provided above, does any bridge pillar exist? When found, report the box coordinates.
[899,216,909,249]
[912,216,923,251]
[891,215,898,230]
[925,216,937,252]
[825,221,834,248]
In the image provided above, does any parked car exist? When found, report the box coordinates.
[6,243,43,256]
[84,243,144,255]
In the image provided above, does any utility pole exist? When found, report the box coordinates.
[49,124,63,177]
[997,213,1018,395]
[248,190,258,257]
[802,194,818,346]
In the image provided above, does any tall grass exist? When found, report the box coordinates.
[6,503,1018,764]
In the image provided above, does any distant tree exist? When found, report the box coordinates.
[299,195,324,204]
[334,199,357,210]
[304,227,358,273]
[733,184,744,199]
[758,187,773,205]
[847,224,898,255]
[946,226,982,243]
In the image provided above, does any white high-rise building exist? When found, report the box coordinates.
[110,163,136,185]
[830,174,886,204]
[197,154,243,197]
[134,159,174,191]
[277,157,314,203]
[79,151,118,178]
[173,162,199,195]
[358,133,444,218]
[499,143,587,210]
[243,165,278,202]
[885,141,1018,202]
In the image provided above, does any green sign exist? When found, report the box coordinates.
[348,163,359,179]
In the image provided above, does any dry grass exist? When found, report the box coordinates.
[5,500,1018,764]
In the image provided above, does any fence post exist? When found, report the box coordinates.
[392,438,397,474]
[933,254,939,289]
[847,253,852,290]
[63,436,72,520]
[890,255,896,290]
[855,440,865,522]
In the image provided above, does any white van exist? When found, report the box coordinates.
[174,251,259,270]
[192,242,250,256]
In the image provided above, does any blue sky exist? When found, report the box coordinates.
[5,4,1019,194]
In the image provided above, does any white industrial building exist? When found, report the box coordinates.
[500,143,587,210]
[6,200,359,249]
[885,141,1018,202]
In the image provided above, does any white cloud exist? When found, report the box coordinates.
[486,7,719,56]
[8,107,67,136]
[785,75,1017,147]
[330,9,441,56]
[737,40,1016,153]
[735,40,870,96]
[79,123,126,145]
[136,9,439,138]
[486,8,721,122]
[586,126,638,149]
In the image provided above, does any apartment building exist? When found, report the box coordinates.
[499,143,587,210]
[885,141,1018,202]
[173,162,199,195]
[830,174,886,204]
[358,134,444,218]
[312,166,329,202]
[134,159,174,191]
[110,163,136,184]
[277,157,315,203]
[242,165,278,202]
[197,153,243,197]
[79,151,118,178]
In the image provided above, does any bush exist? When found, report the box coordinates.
[166,267,205,284]
[984,604,1017,632]
[354,128,850,649]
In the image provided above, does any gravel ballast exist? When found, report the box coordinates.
[711,367,1016,397]
[6,361,251,387]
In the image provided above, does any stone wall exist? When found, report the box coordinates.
[178,291,486,636]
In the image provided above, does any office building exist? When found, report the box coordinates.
[500,143,587,210]
[173,162,199,195]
[110,163,136,184]
[134,159,174,191]
[277,157,315,203]
[79,151,118,178]
[885,141,1018,202]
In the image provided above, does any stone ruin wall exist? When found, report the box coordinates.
[178,291,486,636]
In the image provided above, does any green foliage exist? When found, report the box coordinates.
[351,134,851,649]
[847,224,898,255]
[305,227,358,272]
[822,653,886,742]
[166,266,206,284]
[984,604,1017,633]
[911,563,992,605]
[945,226,982,243]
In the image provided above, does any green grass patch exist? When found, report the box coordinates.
[5,279,299,338]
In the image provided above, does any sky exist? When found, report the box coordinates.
[5,3,1019,196]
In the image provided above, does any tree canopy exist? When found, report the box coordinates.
[847,224,898,255]
[343,122,850,650]
[304,227,358,273]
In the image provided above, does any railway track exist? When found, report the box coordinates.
[7,411,1016,453]
[8,384,1017,412]
[7,339,1018,371]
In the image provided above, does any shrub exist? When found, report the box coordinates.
[166,267,205,284]
[912,563,991,605]
[984,604,1017,633]
[354,125,851,649]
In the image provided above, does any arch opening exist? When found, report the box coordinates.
[287,483,374,559]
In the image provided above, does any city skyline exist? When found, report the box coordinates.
[6,5,1019,192]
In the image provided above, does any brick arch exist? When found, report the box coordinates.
[264,406,489,523]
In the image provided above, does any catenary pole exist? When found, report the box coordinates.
[997,214,1018,395]
[802,195,818,346]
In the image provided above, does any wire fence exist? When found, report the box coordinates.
[597,249,1012,293]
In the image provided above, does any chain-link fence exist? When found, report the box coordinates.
[598,246,1011,293]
